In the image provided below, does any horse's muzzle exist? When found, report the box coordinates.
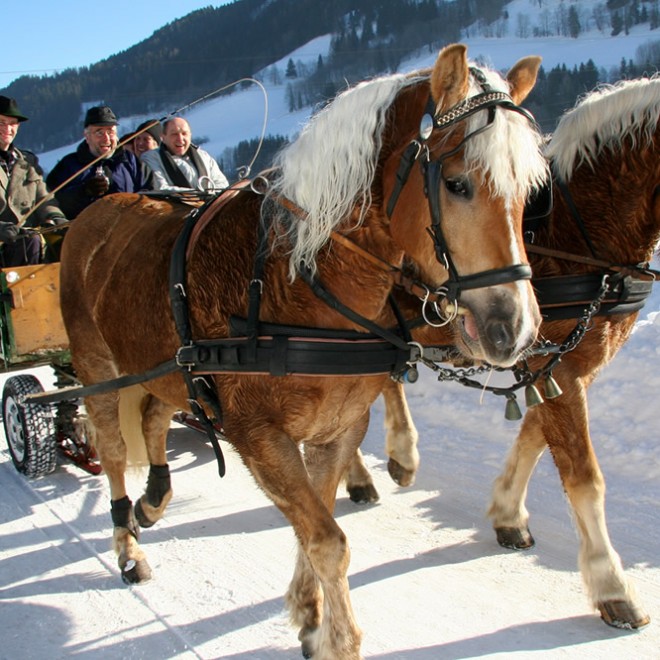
[455,285,540,367]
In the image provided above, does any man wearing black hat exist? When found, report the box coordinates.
[0,95,67,266]
[46,105,154,219]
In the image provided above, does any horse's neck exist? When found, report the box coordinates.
[312,218,404,326]
[546,148,659,268]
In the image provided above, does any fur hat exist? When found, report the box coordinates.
[0,96,28,122]
[84,105,118,127]
[136,119,162,142]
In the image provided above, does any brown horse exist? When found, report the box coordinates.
[59,45,547,659]
[349,75,660,630]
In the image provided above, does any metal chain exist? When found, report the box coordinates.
[415,274,613,396]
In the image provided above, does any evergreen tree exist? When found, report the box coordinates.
[286,59,298,79]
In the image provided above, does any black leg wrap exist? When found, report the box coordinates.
[111,495,140,540]
[145,463,171,508]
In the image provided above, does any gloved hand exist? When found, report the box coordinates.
[0,221,21,243]
[41,214,68,228]
[84,174,110,197]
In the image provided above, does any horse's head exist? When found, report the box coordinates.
[385,44,547,367]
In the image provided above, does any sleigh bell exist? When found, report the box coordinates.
[543,373,563,399]
[524,384,544,408]
[504,395,523,421]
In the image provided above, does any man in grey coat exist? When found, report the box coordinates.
[0,96,67,266]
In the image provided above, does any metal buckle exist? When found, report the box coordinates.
[176,345,195,369]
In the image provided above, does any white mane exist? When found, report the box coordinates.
[546,76,660,182]
[460,67,548,201]
[268,62,547,278]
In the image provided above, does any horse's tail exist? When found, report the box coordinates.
[119,385,149,468]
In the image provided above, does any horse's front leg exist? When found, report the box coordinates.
[238,420,365,659]
[296,418,369,658]
[488,406,546,550]
[543,385,649,629]
[382,379,420,486]
[491,375,649,629]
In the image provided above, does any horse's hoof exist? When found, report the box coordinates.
[495,526,535,550]
[299,626,317,658]
[599,600,650,630]
[120,558,152,584]
[348,484,380,504]
[387,458,416,487]
[134,499,156,528]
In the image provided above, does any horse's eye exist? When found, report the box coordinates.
[444,177,472,199]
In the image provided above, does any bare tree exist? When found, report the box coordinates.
[516,13,531,38]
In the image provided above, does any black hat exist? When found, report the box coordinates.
[0,95,28,122]
[84,105,118,127]
[136,119,162,142]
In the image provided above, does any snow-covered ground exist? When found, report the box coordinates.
[1,291,659,658]
[3,4,659,657]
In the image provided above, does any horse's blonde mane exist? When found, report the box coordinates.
[461,67,548,201]
[546,76,660,182]
[268,61,547,279]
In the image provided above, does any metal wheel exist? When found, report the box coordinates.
[2,375,57,477]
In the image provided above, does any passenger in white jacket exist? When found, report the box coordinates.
[141,117,229,192]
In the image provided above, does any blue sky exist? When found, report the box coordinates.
[0,1,230,90]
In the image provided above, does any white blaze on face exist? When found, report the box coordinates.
[505,201,536,353]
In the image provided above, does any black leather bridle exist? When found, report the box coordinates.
[387,67,539,303]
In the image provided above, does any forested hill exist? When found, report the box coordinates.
[2,0,485,152]
[3,0,659,153]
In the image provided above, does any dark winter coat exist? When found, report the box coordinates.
[46,141,154,219]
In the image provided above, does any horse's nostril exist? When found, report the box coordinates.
[486,320,512,350]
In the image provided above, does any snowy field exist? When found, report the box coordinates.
[1,283,659,658]
[3,4,659,657]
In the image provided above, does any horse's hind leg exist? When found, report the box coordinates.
[343,448,380,504]
[133,394,177,529]
[83,391,152,584]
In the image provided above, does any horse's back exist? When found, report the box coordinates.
[60,193,193,373]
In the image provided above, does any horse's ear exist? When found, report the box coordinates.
[506,56,542,105]
[431,43,470,112]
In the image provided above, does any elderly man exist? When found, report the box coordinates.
[141,117,228,192]
[0,95,67,266]
[47,105,153,219]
